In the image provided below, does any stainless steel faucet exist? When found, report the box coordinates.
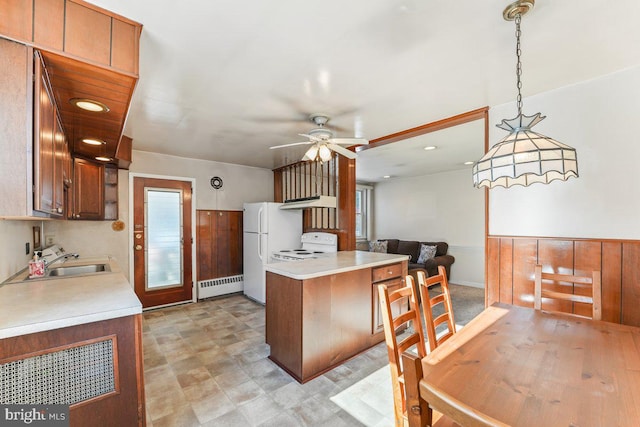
[45,253,80,269]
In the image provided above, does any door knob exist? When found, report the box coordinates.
[135,233,142,239]
[135,245,142,251]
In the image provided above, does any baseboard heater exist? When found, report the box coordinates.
[197,274,243,299]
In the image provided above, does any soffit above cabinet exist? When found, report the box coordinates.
[40,50,137,166]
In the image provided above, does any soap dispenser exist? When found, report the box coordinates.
[29,253,45,279]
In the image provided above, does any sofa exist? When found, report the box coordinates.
[372,239,455,278]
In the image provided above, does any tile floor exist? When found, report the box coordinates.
[143,295,391,426]
[143,284,484,427]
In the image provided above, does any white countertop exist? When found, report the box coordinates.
[265,250,408,280]
[0,256,142,339]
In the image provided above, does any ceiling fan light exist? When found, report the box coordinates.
[304,145,319,161]
[319,144,333,162]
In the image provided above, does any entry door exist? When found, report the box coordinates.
[133,177,193,308]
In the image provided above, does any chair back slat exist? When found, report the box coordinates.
[417,266,457,353]
[534,264,602,321]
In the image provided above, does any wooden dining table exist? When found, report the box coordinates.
[402,302,640,427]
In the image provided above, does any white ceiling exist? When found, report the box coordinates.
[89,0,640,179]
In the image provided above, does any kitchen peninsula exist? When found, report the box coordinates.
[265,250,408,383]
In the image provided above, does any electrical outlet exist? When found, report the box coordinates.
[45,235,55,246]
[25,242,30,255]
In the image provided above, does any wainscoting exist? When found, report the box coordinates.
[487,236,640,326]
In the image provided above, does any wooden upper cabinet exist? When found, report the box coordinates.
[0,0,142,75]
[33,51,71,218]
[111,19,139,74]
[64,1,112,66]
[33,0,65,50]
[0,0,33,41]
[73,157,104,220]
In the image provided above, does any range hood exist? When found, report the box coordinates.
[280,195,337,210]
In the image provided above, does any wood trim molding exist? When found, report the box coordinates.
[360,107,489,151]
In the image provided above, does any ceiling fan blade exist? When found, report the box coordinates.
[269,141,313,149]
[328,143,357,159]
[330,137,369,145]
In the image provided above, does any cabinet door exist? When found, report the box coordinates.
[34,51,56,215]
[53,115,66,215]
[73,158,104,220]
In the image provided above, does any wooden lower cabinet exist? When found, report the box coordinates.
[266,260,408,383]
[0,315,145,426]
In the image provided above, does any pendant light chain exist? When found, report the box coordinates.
[515,13,523,116]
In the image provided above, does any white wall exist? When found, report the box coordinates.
[130,150,274,210]
[372,168,485,287]
[0,220,40,282]
[490,65,640,239]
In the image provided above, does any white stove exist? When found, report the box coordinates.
[272,232,338,261]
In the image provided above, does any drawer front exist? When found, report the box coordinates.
[372,263,403,283]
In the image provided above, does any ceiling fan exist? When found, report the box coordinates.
[269,114,368,162]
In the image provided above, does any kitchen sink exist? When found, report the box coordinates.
[47,264,111,277]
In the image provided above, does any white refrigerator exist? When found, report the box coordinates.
[243,202,302,304]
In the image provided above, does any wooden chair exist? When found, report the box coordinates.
[534,264,602,320]
[378,275,427,427]
[416,266,457,352]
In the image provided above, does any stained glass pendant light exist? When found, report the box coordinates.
[472,0,578,189]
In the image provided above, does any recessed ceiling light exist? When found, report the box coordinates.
[95,156,112,162]
[464,161,475,165]
[82,138,107,146]
[383,175,391,179]
[70,98,110,113]
[424,146,437,151]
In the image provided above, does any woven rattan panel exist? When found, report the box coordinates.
[0,339,116,404]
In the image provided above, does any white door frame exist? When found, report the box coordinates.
[129,172,197,305]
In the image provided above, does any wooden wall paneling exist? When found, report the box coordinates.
[33,0,64,50]
[273,169,283,203]
[573,241,602,318]
[537,239,575,315]
[486,237,500,306]
[196,211,212,282]
[216,211,231,277]
[230,211,243,275]
[110,18,138,74]
[512,239,538,308]
[601,242,622,323]
[621,242,640,327]
[64,1,112,66]
[0,0,33,42]
[498,238,513,304]
[338,156,355,250]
